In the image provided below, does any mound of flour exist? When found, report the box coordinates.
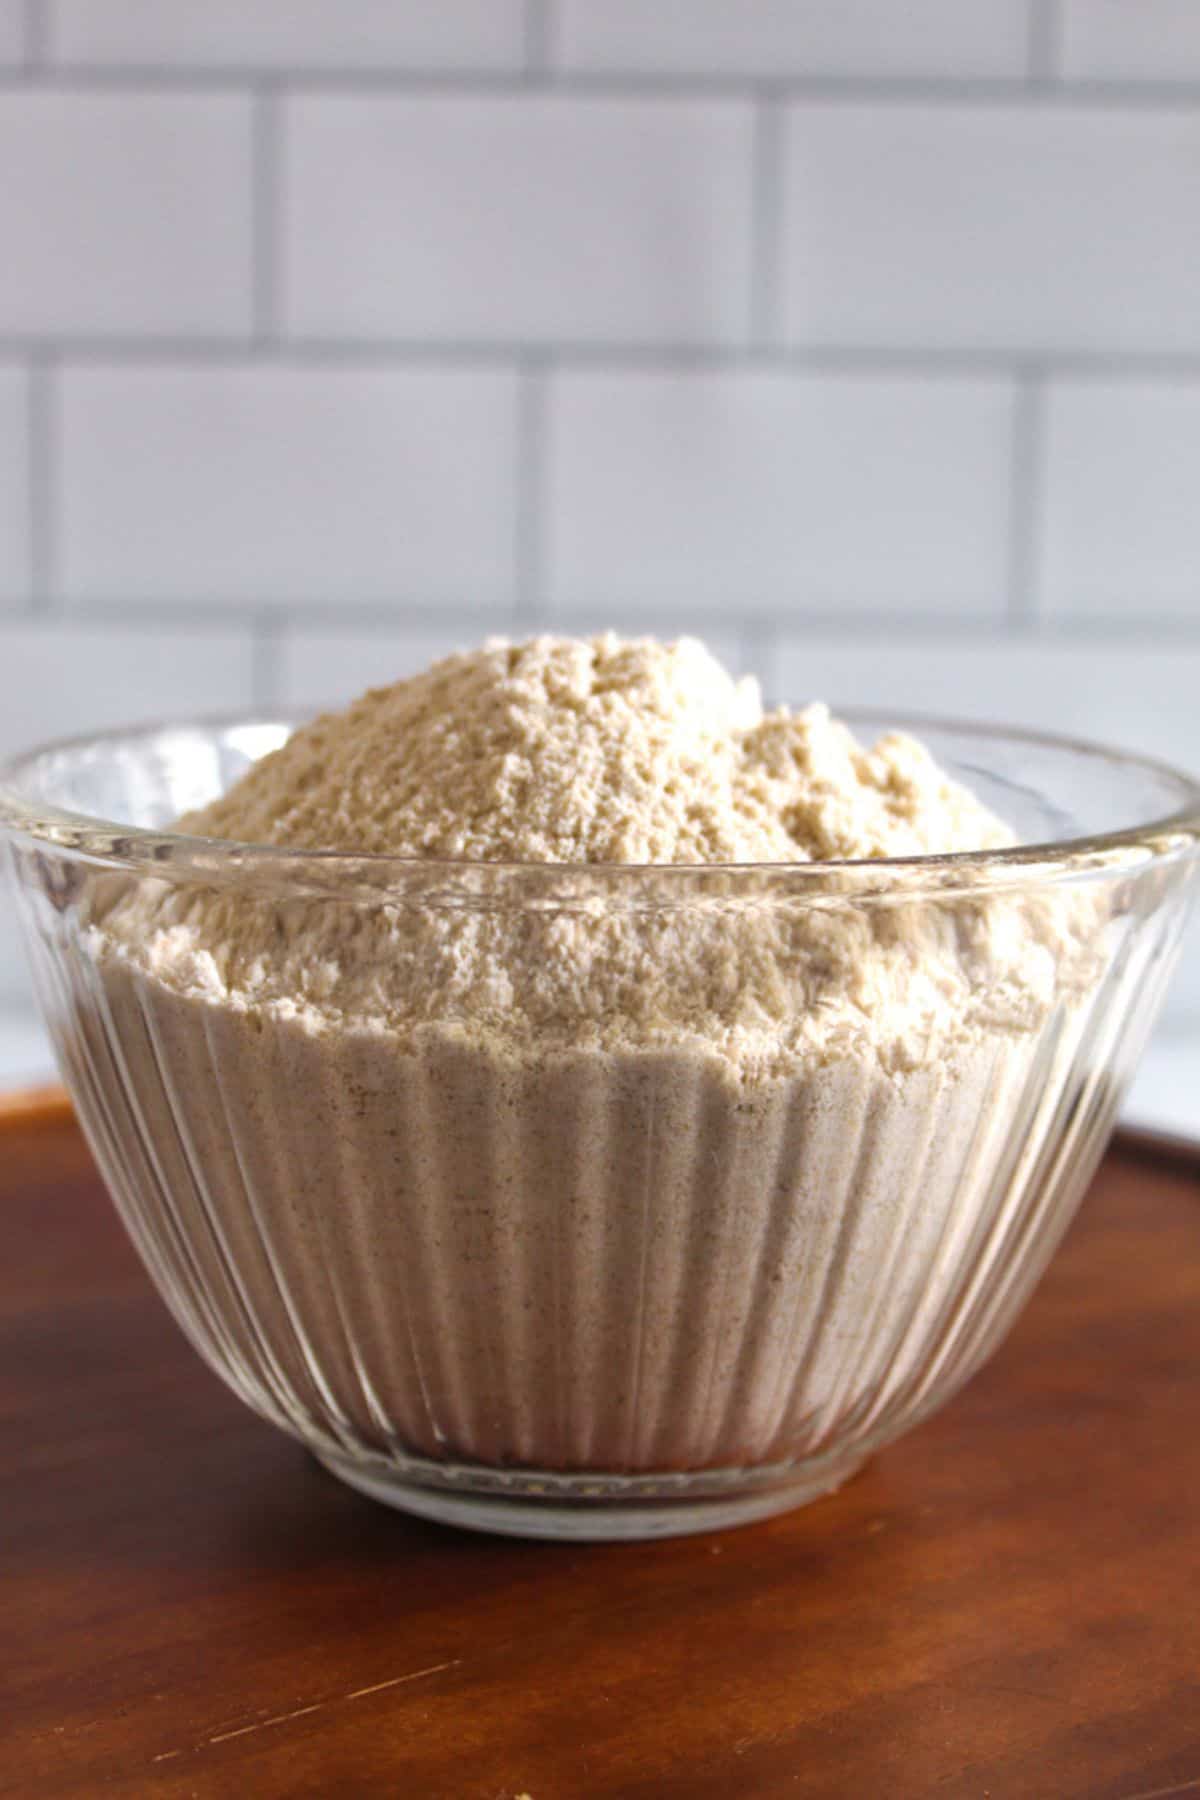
[80,637,1104,1475]
[97,635,1082,1079]
[186,633,1013,865]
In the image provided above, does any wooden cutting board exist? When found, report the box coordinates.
[2,1095,1199,1799]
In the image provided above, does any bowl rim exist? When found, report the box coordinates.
[2,704,1199,893]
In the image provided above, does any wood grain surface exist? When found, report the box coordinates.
[3,1106,1200,1800]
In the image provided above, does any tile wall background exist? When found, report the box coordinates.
[2,0,1200,1040]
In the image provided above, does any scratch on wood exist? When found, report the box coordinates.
[207,1699,327,1745]
[1118,1777,1200,1800]
[342,1661,460,1703]
[150,1658,461,1766]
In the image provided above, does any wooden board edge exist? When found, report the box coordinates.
[0,1083,74,1127]
[1113,1122,1200,1176]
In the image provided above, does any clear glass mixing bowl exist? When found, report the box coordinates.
[2,712,1198,1539]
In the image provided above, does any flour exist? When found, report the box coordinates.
[185,633,1013,865]
[84,636,1103,1479]
[107,635,1080,1078]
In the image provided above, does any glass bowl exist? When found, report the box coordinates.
[2,711,1198,1540]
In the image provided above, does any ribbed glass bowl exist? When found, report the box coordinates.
[3,712,1198,1539]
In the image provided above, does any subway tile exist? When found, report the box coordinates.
[556,0,1031,80]
[1059,1,1200,82]
[0,620,254,1007]
[544,369,1012,616]
[0,621,254,757]
[0,368,29,605]
[771,633,1200,1025]
[0,0,25,65]
[1039,380,1200,621]
[0,93,251,338]
[48,0,525,70]
[781,103,1200,353]
[770,638,1200,779]
[59,365,518,607]
[282,94,753,344]
[278,626,488,712]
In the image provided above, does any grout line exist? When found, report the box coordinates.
[1006,372,1046,630]
[0,608,325,637]
[6,65,1200,105]
[1029,0,1063,83]
[0,336,260,361]
[749,93,785,349]
[768,615,1200,645]
[513,357,548,625]
[26,354,54,612]
[739,617,777,686]
[250,614,284,707]
[22,0,44,71]
[251,86,280,344]
[32,598,556,629]
[7,608,1200,643]
[524,0,552,75]
[20,339,1200,378]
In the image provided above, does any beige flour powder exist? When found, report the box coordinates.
[187,633,1012,865]
[85,636,1101,1478]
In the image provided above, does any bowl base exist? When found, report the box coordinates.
[315,1442,869,1541]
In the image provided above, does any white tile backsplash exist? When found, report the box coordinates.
[781,102,1200,354]
[48,0,525,70]
[282,94,754,345]
[0,368,29,604]
[0,0,25,65]
[0,621,254,756]
[58,365,519,606]
[1,22,1200,1077]
[545,369,1013,616]
[0,93,252,338]
[556,0,1032,80]
[1058,1,1200,82]
[1040,380,1200,620]
[770,636,1200,773]
[0,620,254,1008]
